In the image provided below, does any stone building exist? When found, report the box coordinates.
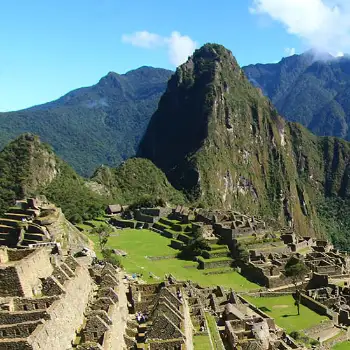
[0,246,127,350]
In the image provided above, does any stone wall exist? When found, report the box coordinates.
[7,249,36,262]
[148,339,184,349]
[198,258,233,270]
[15,248,53,297]
[299,293,331,318]
[0,266,23,297]
[0,309,49,325]
[27,264,93,350]
[13,296,59,311]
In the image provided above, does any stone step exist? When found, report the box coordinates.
[0,219,22,228]
[4,213,31,221]
[7,207,37,216]
[0,225,15,233]
[20,239,41,246]
[23,233,45,242]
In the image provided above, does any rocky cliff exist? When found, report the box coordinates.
[138,44,350,238]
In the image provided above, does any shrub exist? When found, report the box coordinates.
[102,248,122,268]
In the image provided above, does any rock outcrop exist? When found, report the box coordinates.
[138,43,350,237]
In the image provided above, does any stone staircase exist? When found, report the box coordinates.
[0,200,49,248]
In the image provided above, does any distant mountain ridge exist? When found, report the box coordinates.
[243,52,350,140]
[139,43,350,248]
[0,66,173,176]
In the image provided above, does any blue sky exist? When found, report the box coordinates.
[0,0,347,111]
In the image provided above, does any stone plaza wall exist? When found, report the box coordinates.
[27,264,93,350]
[15,248,53,297]
[0,266,23,297]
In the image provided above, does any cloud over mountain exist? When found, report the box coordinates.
[122,31,197,66]
[250,0,350,53]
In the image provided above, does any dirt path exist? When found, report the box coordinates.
[115,271,129,349]
[182,293,194,350]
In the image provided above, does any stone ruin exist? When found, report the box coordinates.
[124,278,302,350]
[125,281,186,349]
[0,244,128,350]
[0,197,88,253]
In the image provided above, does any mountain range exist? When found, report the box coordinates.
[0,66,172,176]
[243,51,350,140]
[139,44,350,249]
[3,51,350,178]
[2,44,350,250]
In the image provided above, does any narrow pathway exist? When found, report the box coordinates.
[182,293,194,350]
[114,270,129,349]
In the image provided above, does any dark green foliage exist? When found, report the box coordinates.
[42,161,108,223]
[139,43,350,245]
[92,158,185,205]
[0,67,172,176]
[235,243,249,263]
[101,248,122,268]
[0,133,108,221]
[243,52,350,140]
[178,226,209,260]
[92,224,113,252]
[285,256,309,315]
[0,135,32,214]
[317,197,350,250]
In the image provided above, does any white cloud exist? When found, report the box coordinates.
[165,32,198,66]
[122,30,197,66]
[250,0,350,53]
[121,31,164,49]
[284,47,296,56]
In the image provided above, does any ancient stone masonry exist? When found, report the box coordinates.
[126,281,186,349]
[0,243,130,350]
[0,197,88,253]
[301,272,350,327]
[76,263,123,350]
[0,247,93,350]
[124,277,303,350]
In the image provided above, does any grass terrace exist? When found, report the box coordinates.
[87,228,259,291]
[333,341,350,350]
[193,334,212,349]
[245,295,328,333]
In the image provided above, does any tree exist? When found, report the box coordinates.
[285,256,309,315]
[236,243,249,263]
[178,225,209,260]
[93,224,113,252]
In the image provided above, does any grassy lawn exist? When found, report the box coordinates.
[205,313,224,349]
[193,334,212,349]
[333,341,350,350]
[245,295,328,333]
[87,228,259,291]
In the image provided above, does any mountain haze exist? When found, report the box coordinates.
[0,67,172,176]
[243,52,350,140]
[139,44,350,244]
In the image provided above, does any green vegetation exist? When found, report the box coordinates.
[92,158,185,205]
[285,256,309,315]
[245,295,328,333]
[243,52,350,141]
[0,67,172,176]
[205,313,224,349]
[193,334,212,350]
[178,225,209,260]
[87,227,258,291]
[138,43,350,242]
[333,341,350,350]
[42,161,108,223]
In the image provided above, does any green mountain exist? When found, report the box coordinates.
[0,133,183,222]
[139,44,350,248]
[0,67,172,176]
[243,52,350,140]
